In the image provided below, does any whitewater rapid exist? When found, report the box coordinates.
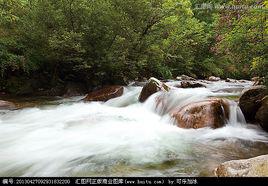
[0,80,268,176]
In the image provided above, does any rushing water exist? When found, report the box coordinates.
[1,80,268,177]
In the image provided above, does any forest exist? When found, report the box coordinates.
[0,0,267,95]
[1,0,268,178]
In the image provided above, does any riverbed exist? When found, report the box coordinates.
[0,80,268,176]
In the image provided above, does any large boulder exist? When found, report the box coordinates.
[256,96,268,132]
[215,155,268,177]
[0,100,16,110]
[180,81,205,88]
[138,77,170,103]
[208,76,221,81]
[170,98,229,129]
[238,86,267,122]
[83,86,124,102]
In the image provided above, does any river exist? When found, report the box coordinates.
[0,80,268,176]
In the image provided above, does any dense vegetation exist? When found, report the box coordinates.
[0,0,267,95]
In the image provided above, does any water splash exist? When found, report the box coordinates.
[227,100,246,126]
[0,80,267,177]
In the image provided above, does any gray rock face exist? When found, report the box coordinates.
[215,155,268,177]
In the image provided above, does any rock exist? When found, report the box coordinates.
[251,77,259,82]
[256,96,268,132]
[170,98,229,129]
[225,78,237,83]
[215,155,268,177]
[176,75,196,81]
[180,81,206,88]
[199,80,213,85]
[239,79,248,83]
[63,82,87,97]
[83,86,124,102]
[138,77,170,103]
[253,77,265,86]
[208,76,221,81]
[239,86,267,122]
[0,100,16,110]
[252,76,266,86]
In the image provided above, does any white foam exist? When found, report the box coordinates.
[0,80,266,176]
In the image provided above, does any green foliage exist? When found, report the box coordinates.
[251,55,268,86]
[211,0,267,79]
[0,0,267,94]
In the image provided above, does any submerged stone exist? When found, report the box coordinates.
[83,86,124,102]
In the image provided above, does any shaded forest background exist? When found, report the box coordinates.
[0,0,267,95]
